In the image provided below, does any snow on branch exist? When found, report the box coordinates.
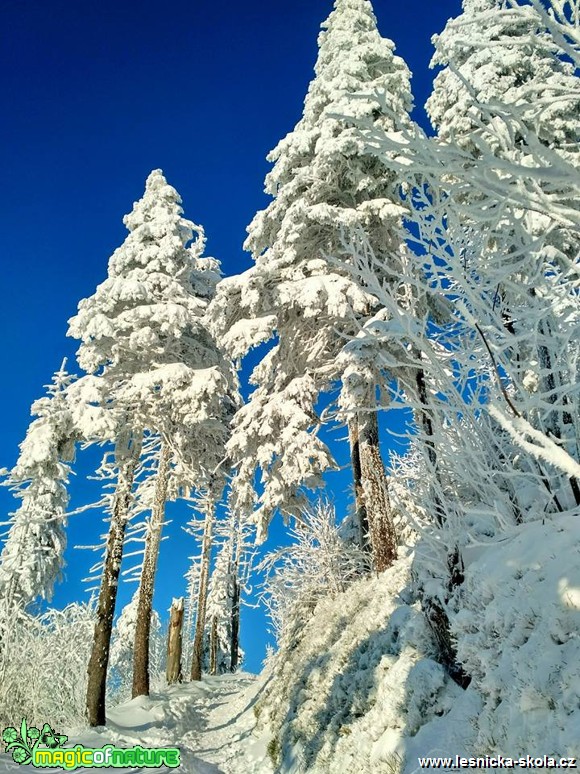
[488,405,580,481]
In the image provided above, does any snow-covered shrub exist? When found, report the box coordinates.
[0,603,94,730]
[259,500,370,644]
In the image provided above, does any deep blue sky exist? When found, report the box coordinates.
[0,0,461,674]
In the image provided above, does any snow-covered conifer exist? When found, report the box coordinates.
[428,0,580,161]
[182,547,200,673]
[0,364,76,616]
[202,517,247,674]
[210,0,414,570]
[328,0,580,687]
[68,169,237,722]
[190,490,217,681]
[203,543,235,675]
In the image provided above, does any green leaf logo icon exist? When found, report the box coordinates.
[39,724,67,749]
[2,718,67,764]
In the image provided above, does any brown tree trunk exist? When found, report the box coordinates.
[348,419,371,553]
[86,431,141,727]
[229,508,242,672]
[230,572,240,672]
[537,324,580,507]
[166,597,184,685]
[190,498,215,681]
[358,409,397,573]
[415,367,445,527]
[414,367,470,688]
[209,615,218,676]
[132,442,171,698]
[423,592,470,689]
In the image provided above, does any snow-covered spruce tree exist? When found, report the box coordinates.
[226,502,254,672]
[201,507,249,674]
[203,541,234,675]
[121,189,235,698]
[190,489,217,681]
[121,303,236,692]
[426,0,580,507]
[182,544,200,673]
[0,363,76,620]
[210,0,414,571]
[67,170,236,722]
[182,494,250,677]
[330,0,580,686]
[345,0,580,513]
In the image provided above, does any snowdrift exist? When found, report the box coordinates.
[455,514,580,757]
[256,515,580,772]
[255,552,462,772]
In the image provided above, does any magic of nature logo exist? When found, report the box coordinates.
[2,718,181,769]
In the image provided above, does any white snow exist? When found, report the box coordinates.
[251,513,580,771]
[0,674,272,774]
[253,552,465,773]
[453,514,580,757]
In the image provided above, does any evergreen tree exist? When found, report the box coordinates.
[0,364,76,616]
[210,0,414,570]
[202,516,247,674]
[190,490,216,682]
[68,169,237,722]
[203,543,234,675]
[335,0,580,685]
[428,0,580,162]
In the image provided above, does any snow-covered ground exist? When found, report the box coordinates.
[252,552,463,773]
[0,674,272,774]
[252,515,580,772]
[2,517,578,774]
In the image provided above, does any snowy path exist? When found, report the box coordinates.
[0,674,273,774]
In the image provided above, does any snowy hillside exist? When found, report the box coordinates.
[255,515,580,771]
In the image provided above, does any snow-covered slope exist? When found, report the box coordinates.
[455,515,580,757]
[1,518,577,774]
[256,515,580,772]
[254,552,464,772]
